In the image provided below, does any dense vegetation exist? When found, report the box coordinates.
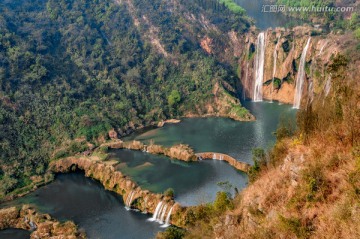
[276,0,360,32]
[0,0,251,199]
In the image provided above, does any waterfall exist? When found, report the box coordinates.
[161,205,174,228]
[159,204,168,224]
[293,37,311,109]
[148,201,163,221]
[213,154,217,160]
[253,32,266,102]
[271,36,281,101]
[125,191,135,210]
[219,155,224,161]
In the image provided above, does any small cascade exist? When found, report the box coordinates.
[271,35,281,101]
[253,32,266,102]
[213,153,217,160]
[324,75,332,97]
[125,191,135,210]
[148,201,163,221]
[159,204,168,224]
[219,155,224,161]
[293,37,311,109]
[161,205,174,228]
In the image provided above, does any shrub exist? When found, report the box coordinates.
[156,227,185,239]
[164,188,175,198]
[213,191,233,213]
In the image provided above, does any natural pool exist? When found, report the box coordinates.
[124,101,296,164]
[0,101,296,239]
[109,149,248,206]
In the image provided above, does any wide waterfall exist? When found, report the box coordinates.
[293,37,311,109]
[271,36,281,101]
[253,32,266,102]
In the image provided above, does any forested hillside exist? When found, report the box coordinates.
[0,0,251,199]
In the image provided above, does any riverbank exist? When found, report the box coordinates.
[0,205,86,239]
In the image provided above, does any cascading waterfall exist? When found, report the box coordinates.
[161,205,174,228]
[271,35,281,101]
[149,201,163,221]
[159,204,168,224]
[213,154,217,160]
[125,191,135,210]
[253,32,266,102]
[293,37,311,109]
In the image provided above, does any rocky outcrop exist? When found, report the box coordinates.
[184,82,255,121]
[49,156,181,225]
[0,205,85,239]
[106,140,198,162]
[196,152,251,173]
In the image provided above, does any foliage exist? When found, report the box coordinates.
[156,227,185,239]
[0,0,250,197]
[164,188,175,198]
[218,0,245,15]
[213,191,234,213]
[248,148,267,182]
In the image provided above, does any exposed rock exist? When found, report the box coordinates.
[196,152,251,173]
[108,129,118,139]
[0,205,85,239]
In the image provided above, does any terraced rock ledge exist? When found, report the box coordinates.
[0,205,86,239]
[49,156,181,226]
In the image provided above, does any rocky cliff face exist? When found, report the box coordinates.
[0,205,85,239]
[236,26,341,104]
[200,24,343,105]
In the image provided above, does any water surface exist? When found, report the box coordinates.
[234,0,305,29]
[109,149,248,206]
[1,173,163,239]
[0,229,30,239]
[124,101,296,164]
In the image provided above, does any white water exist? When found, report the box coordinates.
[148,201,163,221]
[253,32,266,102]
[213,153,217,160]
[125,191,135,210]
[293,37,311,109]
[271,36,281,101]
[159,205,168,224]
[161,206,174,228]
